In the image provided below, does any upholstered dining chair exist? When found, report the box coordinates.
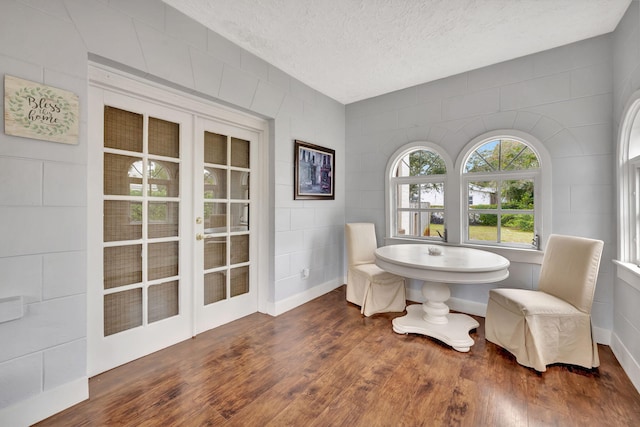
[485,234,604,372]
[345,223,406,316]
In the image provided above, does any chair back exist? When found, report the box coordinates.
[538,234,604,313]
[345,223,378,266]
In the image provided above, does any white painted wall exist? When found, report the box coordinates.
[0,0,344,424]
[612,0,640,393]
[346,31,616,334]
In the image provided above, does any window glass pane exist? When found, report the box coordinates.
[468,213,498,242]
[230,137,250,168]
[500,139,539,170]
[501,179,534,209]
[501,214,534,244]
[148,202,179,238]
[465,139,539,173]
[468,181,497,209]
[426,212,445,238]
[204,167,227,199]
[420,183,444,206]
[104,106,142,152]
[395,149,446,177]
[104,201,142,242]
[148,117,179,158]
[396,210,430,237]
[204,131,227,165]
[396,184,417,209]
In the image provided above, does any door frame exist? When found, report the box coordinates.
[87,64,270,376]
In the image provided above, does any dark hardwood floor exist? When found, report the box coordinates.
[37,286,640,426]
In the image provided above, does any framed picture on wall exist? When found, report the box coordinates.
[294,139,335,200]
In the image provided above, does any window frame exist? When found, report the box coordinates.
[618,90,640,267]
[456,131,550,251]
[385,142,453,242]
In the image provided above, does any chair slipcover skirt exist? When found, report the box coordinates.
[345,223,406,316]
[347,264,406,316]
[486,287,600,372]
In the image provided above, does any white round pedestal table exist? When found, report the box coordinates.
[375,244,510,352]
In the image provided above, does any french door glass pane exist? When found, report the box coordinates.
[104,106,142,152]
[204,271,226,304]
[104,201,142,242]
[230,171,249,199]
[104,289,142,336]
[149,117,179,158]
[204,131,227,164]
[104,154,143,196]
[148,160,179,197]
[204,167,227,199]
[230,235,249,265]
[230,137,250,168]
[204,237,226,269]
[104,245,142,289]
[230,266,249,297]
[148,241,179,281]
[230,203,249,230]
[148,202,179,238]
[148,281,179,323]
[205,202,227,232]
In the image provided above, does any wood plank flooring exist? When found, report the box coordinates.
[37,286,640,426]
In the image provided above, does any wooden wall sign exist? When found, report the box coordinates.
[4,75,79,145]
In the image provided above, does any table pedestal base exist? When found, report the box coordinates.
[393,305,479,352]
[393,280,480,352]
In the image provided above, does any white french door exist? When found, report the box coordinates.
[88,67,267,376]
[194,118,259,334]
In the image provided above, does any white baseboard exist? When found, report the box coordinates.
[0,377,88,427]
[610,332,640,395]
[267,279,343,316]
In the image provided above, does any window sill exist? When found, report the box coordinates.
[384,237,544,265]
[613,260,640,292]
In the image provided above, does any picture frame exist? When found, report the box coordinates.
[294,139,335,200]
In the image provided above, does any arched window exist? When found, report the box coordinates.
[386,143,451,240]
[460,135,542,248]
[617,90,640,264]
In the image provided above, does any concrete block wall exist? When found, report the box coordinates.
[0,0,344,424]
[345,33,616,333]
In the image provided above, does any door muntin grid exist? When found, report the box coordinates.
[203,132,250,305]
[103,107,181,336]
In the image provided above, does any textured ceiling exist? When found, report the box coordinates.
[162,0,632,104]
